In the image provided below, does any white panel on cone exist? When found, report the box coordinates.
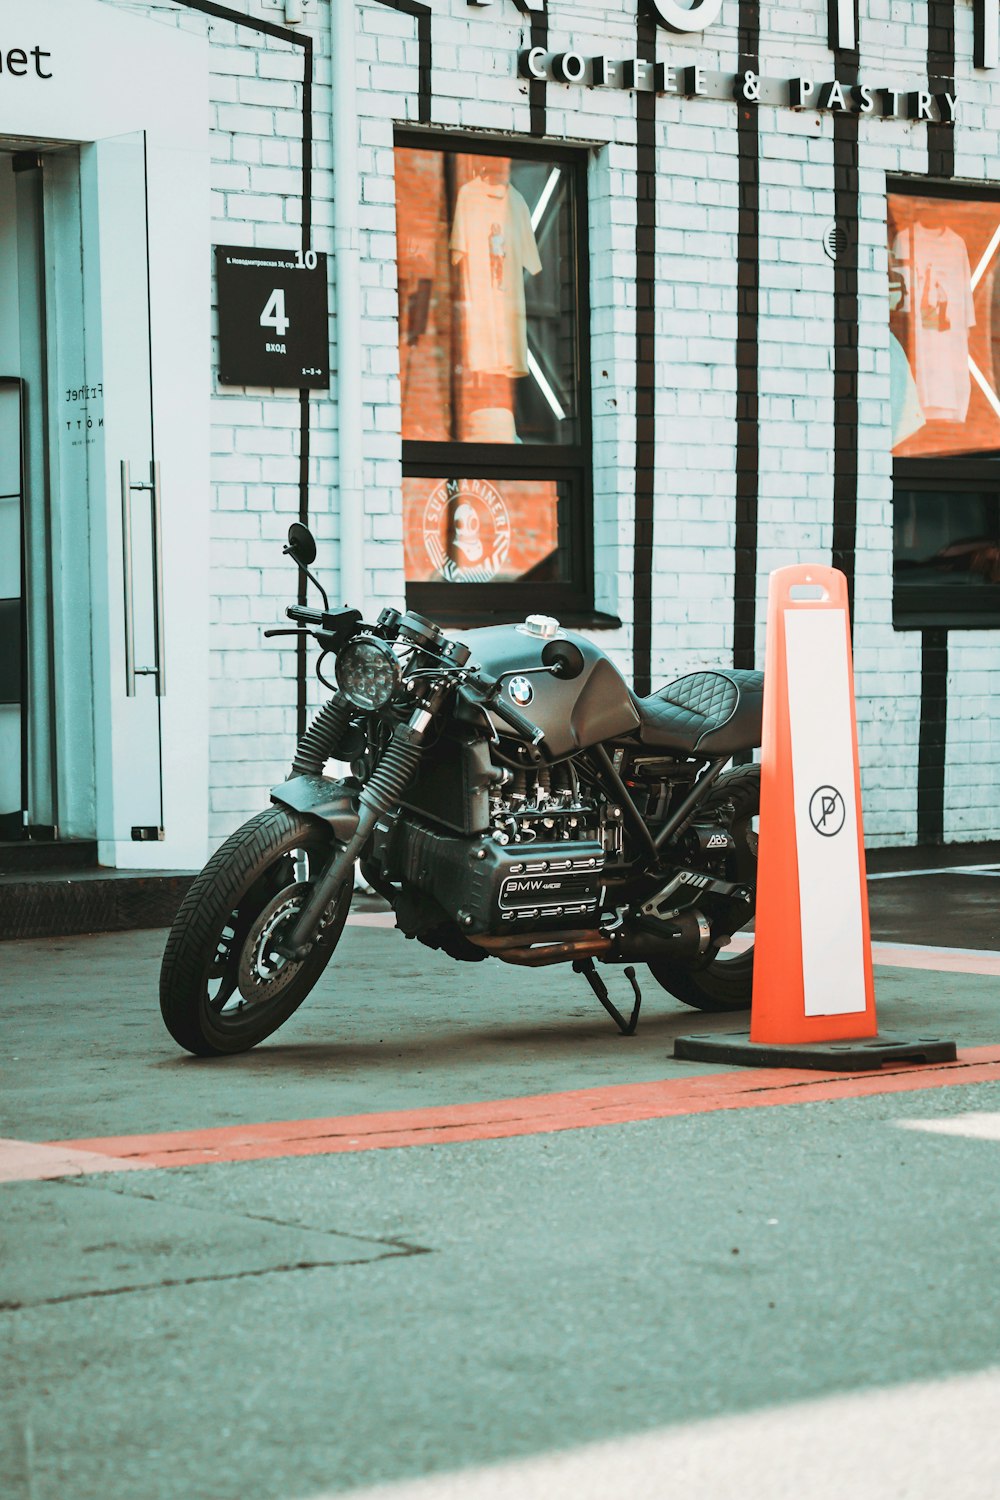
[784,608,867,1017]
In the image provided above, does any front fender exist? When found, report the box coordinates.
[270,774,361,840]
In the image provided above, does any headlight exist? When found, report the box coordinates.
[335,636,402,711]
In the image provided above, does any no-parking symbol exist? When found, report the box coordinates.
[809,784,845,838]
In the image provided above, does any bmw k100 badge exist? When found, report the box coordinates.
[508,676,534,707]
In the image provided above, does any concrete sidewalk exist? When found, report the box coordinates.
[4,917,1000,1140]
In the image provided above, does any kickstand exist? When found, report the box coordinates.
[573,957,642,1036]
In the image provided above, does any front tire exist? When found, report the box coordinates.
[647,763,759,1013]
[160,807,351,1056]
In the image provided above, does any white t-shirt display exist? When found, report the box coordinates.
[451,178,542,376]
[891,224,976,423]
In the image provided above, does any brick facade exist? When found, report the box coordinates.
[106,0,1000,848]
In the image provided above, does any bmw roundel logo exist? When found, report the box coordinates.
[508,676,534,707]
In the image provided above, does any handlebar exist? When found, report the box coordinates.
[487,693,545,746]
[277,603,547,749]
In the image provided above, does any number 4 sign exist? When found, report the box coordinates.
[215,245,330,389]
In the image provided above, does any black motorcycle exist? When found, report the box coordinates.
[160,524,764,1056]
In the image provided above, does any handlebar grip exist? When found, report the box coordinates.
[490,694,545,747]
[286,604,324,625]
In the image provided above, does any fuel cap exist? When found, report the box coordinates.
[520,614,561,638]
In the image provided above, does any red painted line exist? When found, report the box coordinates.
[872,943,1000,976]
[41,1044,1000,1173]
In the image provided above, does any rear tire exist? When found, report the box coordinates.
[160,807,351,1056]
[647,764,759,1013]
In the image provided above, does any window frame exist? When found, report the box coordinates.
[888,175,1000,630]
[395,129,598,626]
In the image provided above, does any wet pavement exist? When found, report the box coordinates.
[868,867,1000,949]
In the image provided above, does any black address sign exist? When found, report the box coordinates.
[215,245,330,390]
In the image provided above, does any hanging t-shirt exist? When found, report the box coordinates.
[451,179,542,376]
[891,224,975,423]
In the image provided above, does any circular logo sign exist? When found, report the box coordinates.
[809,785,846,837]
[423,478,511,584]
[647,0,725,33]
[508,676,534,708]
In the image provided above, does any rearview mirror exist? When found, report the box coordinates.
[541,638,585,681]
[285,522,317,567]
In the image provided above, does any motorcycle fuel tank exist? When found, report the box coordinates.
[460,623,640,761]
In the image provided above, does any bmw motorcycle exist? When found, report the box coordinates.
[160,524,764,1056]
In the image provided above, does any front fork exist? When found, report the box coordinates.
[276,698,439,960]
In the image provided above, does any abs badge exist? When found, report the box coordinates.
[508,676,534,707]
[423,478,511,584]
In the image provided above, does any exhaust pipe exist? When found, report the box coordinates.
[468,931,612,967]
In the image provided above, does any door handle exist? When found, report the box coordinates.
[120,460,165,697]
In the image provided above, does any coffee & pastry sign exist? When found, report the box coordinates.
[518,52,959,123]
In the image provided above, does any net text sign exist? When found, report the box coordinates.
[216,246,330,390]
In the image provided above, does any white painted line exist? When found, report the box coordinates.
[897,1113,1000,1141]
[347,911,395,928]
[872,939,1000,957]
[0,1138,152,1184]
[868,865,1000,880]
[306,1366,1000,1500]
[721,933,1000,975]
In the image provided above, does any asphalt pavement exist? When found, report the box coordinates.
[3,856,1000,1500]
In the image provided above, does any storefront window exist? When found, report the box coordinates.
[402,476,568,585]
[396,146,579,447]
[888,191,1000,460]
[895,490,1000,587]
[395,135,591,619]
[888,184,1000,627]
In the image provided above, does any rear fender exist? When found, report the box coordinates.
[270,774,361,840]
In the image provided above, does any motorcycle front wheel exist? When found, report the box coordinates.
[646,763,759,1013]
[160,807,351,1056]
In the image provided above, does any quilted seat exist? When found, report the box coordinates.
[632,669,764,755]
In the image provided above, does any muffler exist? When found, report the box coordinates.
[607,908,713,963]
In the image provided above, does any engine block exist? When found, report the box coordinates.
[487,765,600,848]
[391,818,605,935]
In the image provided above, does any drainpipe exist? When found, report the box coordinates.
[331,0,367,618]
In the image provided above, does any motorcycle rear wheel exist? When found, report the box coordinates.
[646,763,759,1013]
[160,807,351,1056]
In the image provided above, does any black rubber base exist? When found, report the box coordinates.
[673,1031,958,1072]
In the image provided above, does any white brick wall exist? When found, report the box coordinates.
[103,0,337,843]
[102,0,1000,848]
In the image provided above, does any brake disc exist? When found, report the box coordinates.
[237,881,312,1005]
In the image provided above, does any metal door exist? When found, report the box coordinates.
[86,131,165,845]
[0,378,25,838]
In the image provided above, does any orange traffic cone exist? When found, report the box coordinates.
[675,564,955,1071]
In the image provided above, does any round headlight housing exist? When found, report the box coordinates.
[335,637,402,711]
